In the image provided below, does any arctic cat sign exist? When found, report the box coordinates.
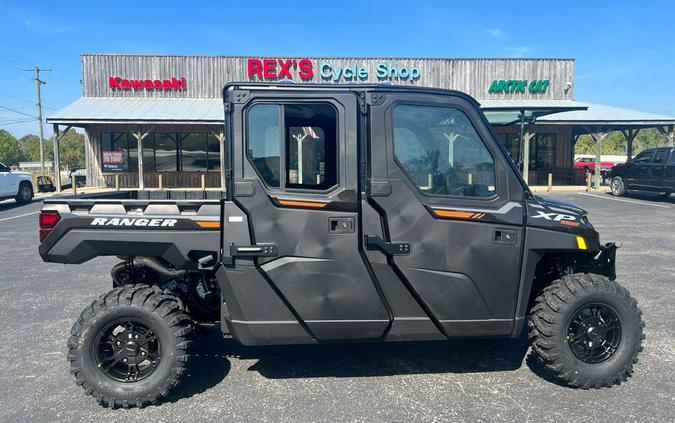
[489,79,549,94]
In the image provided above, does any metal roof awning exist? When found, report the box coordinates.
[46,97,224,126]
[479,99,588,125]
[537,102,675,126]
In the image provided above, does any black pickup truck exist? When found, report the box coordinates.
[39,83,644,408]
[609,147,675,197]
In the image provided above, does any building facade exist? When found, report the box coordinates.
[48,55,674,190]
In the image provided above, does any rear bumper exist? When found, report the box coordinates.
[591,242,619,281]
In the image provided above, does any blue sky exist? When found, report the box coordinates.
[1,0,673,137]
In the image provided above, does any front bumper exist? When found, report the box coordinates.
[591,242,619,280]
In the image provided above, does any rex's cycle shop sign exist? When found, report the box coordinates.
[246,58,422,82]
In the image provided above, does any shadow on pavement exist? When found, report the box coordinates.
[164,324,232,404]
[619,191,674,204]
[0,199,38,212]
[239,331,532,379]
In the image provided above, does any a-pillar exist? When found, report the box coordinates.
[213,130,226,191]
[522,131,535,184]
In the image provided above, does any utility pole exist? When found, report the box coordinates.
[23,66,52,173]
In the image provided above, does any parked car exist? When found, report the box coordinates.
[0,161,34,204]
[609,147,674,197]
[573,156,618,181]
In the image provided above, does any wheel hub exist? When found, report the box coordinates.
[567,303,622,364]
[94,319,161,382]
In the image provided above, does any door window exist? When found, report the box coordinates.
[652,150,667,165]
[392,104,496,198]
[247,103,337,190]
[633,150,654,164]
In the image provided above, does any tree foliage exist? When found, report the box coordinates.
[575,128,669,156]
[0,130,28,165]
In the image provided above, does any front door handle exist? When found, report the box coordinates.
[365,236,411,255]
[493,228,518,246]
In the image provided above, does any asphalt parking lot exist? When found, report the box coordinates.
[0,192,673,422]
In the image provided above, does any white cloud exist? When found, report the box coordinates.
[506,46,533,57]
[483,27,505,40]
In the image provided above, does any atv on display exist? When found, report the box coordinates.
[39,83,644,408]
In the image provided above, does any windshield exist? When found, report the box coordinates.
[0,162,10,173]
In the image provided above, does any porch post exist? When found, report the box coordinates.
[131,128,151,190]
[621,128,639,163]
[656,125,674,148]
[591,130,608,189]
[53,124,61,192]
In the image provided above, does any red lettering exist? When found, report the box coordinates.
[120,79,130,89]
[181,77,186,89]
[109,76,186,90]
[171,77,180,89]
[109,77,121,88]
[144,80,153,89]
[298,59,313,79]
[162,80,172,89]
[153,80,162,89]
[130,79,143,89]
[248,59,263,79]
[277,59,293,79]
[263,59,277,79]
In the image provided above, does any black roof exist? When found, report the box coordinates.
[223,82,481,107]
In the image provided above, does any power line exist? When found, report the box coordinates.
[0,104,37,118]
[0,118,34,127]
[0,50,34,67]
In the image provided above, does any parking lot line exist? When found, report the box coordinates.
[575,192,671,208]
[0,211,39,222]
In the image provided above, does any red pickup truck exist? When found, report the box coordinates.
[573,157,618,173]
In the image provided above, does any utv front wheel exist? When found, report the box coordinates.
[528,273,644,388]
[67,285,192,408]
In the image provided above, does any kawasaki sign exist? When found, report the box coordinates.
[489,79,549,94]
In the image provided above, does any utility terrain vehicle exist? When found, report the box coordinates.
[39,84,644,408]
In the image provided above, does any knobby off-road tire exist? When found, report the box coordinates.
[67,285,193,408]
[529,273,645,388]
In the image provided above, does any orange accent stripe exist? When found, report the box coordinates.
[196,221,221,229]
[432,209,475,219]
[277,199,329,208]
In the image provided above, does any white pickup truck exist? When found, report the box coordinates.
[0,162,33,203]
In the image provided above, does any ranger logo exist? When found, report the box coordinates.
[90,217,178,227]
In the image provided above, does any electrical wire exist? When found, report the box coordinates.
[0,104,37,118]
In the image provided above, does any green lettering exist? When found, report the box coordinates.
[489,80,500,93]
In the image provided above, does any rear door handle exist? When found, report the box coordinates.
[493,228,518,246]
[365,236,411,255]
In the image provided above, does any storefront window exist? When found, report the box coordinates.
[100,131,221,173]
[181,134,208,172]
[154,133,178,172]
[100,133,137,172]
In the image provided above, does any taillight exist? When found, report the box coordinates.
[39,210,60,242]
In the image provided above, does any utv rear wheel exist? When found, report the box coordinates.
[528,273,644,388]
[610,176,626,197]
[67,285,192,408]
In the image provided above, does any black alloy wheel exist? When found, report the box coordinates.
[94,319,162,382]
[566,303,622,364]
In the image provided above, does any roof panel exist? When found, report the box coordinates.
[538,102,675,124]
[47,97,223,124]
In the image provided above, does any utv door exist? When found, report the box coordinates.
[223,87,390,343]
[364,91,526,337]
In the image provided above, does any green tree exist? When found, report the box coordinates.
[0,130,27,165]
[574,128,668,156]
[19,134,54,162]
[56,130,85,171]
